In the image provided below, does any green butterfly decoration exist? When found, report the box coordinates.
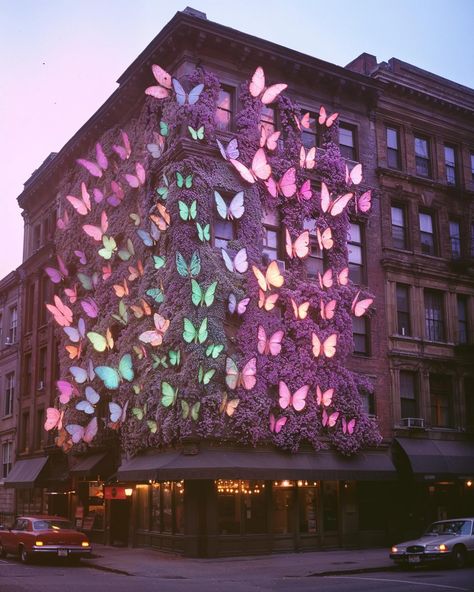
[118,238,135,262]
[77,272,99,291]
[176,172,193,189]
[191,279,217,307]
[160,121,169,136]
[198,365,215,385]
[168,349,181,367]
[156,174,169,200]
[133,384,142,395]
[205,343,224,359]
[161,382,178,407]
[112,301,128,326]
[196,222,210,243]
[147,420,158,434]
[146,287,165,304]
[132,403,147,421]
[98,235,117,260]
[188,125,204,141]
[183,317,208,344]
[181,400,200,421]
[153,255,166,270]
[95,354,134,390]
[176,251,201,278]
[129,213,141,226]
[87,329,114,352]
[178,200,197,221]
[152,354,168,369]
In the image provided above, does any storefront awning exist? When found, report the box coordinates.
[117,446,396,482]
[4,457,49,489]
[70,452,110,478]
[394,438,474,480]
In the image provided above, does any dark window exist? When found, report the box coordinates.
[424,290,445,342]
[400,371,418,418]
[449,220,461,259]
[470,152,474,182]
[386,127,401,169]
[33,224,41,251]
[303,218,324,279]
[34,408,44,450]
[151,484,161,531]
[20,411,30,452]
[26,282,35,332]
[38,347,47,387]
[2,441,12,478]
[301,112,317,149]
[353,316,369,355]
[273,482,295,534]
[0,312,3,344]
[298,485,319,534]
[213,193,236,250]
[4,372,14,416]
[396,284,411,336]
[457,296,469,344]
[339,124,357,160]
[430,374,453,428]
[444,144,456,185]
[361,390,376,416]
[8,306,17,344]
[465,377,474,431]
[419,211,437,256]
[260,106,276,134]
[391,205,407,250]
[24,353,32,397]
[39,276,49,326]
[215,87,233,132]
[348,222,363,285]
[262,209,280,264]
[415,135,431,177]
[471,222,474,257]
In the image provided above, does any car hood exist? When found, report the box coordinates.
[397,534,457,547]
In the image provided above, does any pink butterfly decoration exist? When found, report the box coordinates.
[230,148,271,184]
[221,248,248,273]
[351,291,373,317]
[74,250,87,265]
[107,181,125,207]
[83,210,108,242]
[64,284,78,304]
[66,416,98,444]
[56,380,79,405]
[124,163,146,188]
[66,182,91,216]
[278,381,308,412]
[257,325,283,356]
[322,409,339,428]
[269,413,287,434]
[45,255,68,284]
[316,385,334,407]
[320,182,353,216]
[44,408,64,432]
[77,143,108,178]
[249,66,287,105]
[216,138,239,161]
[296,180,312,202]
[228,294,250,315]
[112,130,132,160]
[81,297,99,319]
[46,296,73,327]
[355,190,372,213]
[56,209,70,231]
[265,167,296,198]
[345,163,362,186]
[342,417,356,434]
[93,188,104,203]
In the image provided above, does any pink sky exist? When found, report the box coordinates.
[1,0,472,278]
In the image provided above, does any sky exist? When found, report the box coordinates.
[0,0,473,278]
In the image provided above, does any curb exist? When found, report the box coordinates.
[82,560,132,576]
[309,565,397,577]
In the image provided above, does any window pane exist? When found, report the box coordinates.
[162,482,172,532]
[299,486,318,534]
[301,114,317,149]
[260,106,275,133]
[444,145,455,166]
[216,89,232,132]
[151,484,161,531]
[425,290,445,341]
[217,483,241,535]
[353,317,368,354]
[471,152,474,180]
[415,137,428,158]
[430,374,453,427]
[449,220,461,258]
[457,296,468,344]
[400,371,418,419]
[339,127,354,147]
[391,206,404,227]
[419,213,433,233]
[272,486,295,534]
[242,481,266,534]
[387,128,398,149]
[396,284,411,336]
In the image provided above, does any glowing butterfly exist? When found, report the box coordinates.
[230,148,271,183]
[113,279,129,298]
[176,172,193,189]
[320,299,336,321]
[219,393,240,417]
[265,167,296,198]
[316,227,334,251]
[342,417,356,435]
[216,137,239,161]
[337,267,349,286]
[57,209,70,231]
[279,381,308,412]
[168,349,181,367]
[322,409,339,428]
[132,403,147,421]
[74,250,87,264]
[294,111,310,130]
[98,235,117,260]
[316,385,334,407]
[228,294,250,315]
[172,79,204,106]
[205,343,224,359]
[112,300,129,325]
[345,163,363,186]
[355,190,372,214]
[318,105,339,128]
[64,284,78,304]
[109,401,129,428]
[181,400,200,421]
[95,354,134,390]
[46,296,73,327]
[75,386,100,415]
[312,333,337,358]
[258,290,279,311]
[69,360,95,385]
[146,286,164,304]
[188,125,204,140]
[196,222,210,243]
[147,132,165,159]
[83,210,108,242]
[257,325,283,356]
[299,146,316,170]
[63,317,86,343]
[176,251,201,277]
[77,143,108,178]
[87,328,114,352]
[44,408,64,432]
[269,413,287,433]
[112,130,131,160]
[249,66,287,104]
[66,416,98,444]
[259,125,280,151]
[318,269,333,290]
[66,182,91,216]
[297,180,312,202]
[320,182,353,216]
[291,298,310,320]
[252,260,284,292]
[225,357,256,391]
[178,200,197,221]
[159,121,169,137]
[128,260,144,282]
[182,317,208,344]
[191,280,217,307]
[150,203,170,231]
[222,248,248,273]
[214,191,245,220]
[139,313,170,346]
[351,291,373,317]
[56,380,79,404]
[285,229,309,259]
[107,180,125,207]
[125,162,146,188]
[198,366,215,385]
[145,64,172,99]
[161,381,178,407]
[130,298,152,319]
[45,255,68,284]
[153,255,166,270]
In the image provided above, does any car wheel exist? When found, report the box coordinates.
[451,545,466,569]
[0,542,7,558]
[19,546,30,564]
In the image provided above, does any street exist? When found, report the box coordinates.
[1,557,473,592]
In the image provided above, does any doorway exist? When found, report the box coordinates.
[110,499,131,546]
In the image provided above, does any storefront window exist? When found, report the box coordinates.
[174,481,185,534]
[322,481,339,532]
[242,481,266,534]
[272,481,295,534]
[299,484,319,534]
[162,481,172,532]
[217,480,241,534]
[151,483,161,531]
[136,484,150,530]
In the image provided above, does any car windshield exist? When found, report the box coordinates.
[32,519,73,531]
[425,520,471,536]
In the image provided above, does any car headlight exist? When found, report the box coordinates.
[425,544,448,552]
[35,540,44,546]
[391,546,405,553]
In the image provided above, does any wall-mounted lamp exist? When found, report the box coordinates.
[125,488,133,497]
[466,480,472,488]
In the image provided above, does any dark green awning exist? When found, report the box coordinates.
[4,457,48,488]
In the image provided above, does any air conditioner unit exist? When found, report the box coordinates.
[37,381,45,391]
[276,259,286,272]
[400,417,425,428]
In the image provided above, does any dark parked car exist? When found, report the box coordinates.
[0,515,91,563]
[390,518,474,568]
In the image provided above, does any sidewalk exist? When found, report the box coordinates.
[83,544,394,578]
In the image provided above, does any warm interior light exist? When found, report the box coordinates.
[81,541,90,547]
[466,480,472,487]
[35,541,44,546]
[125,487,133,497]
[282,480,290,487]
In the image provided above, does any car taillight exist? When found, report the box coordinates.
[81,541,90,547]
[439,544,448,552]
[35,541,44,546]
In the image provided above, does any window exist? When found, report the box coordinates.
[4,372,14,417]
[339,124,357,160]
[465,377,474,431]
[2,441,12,478]
[8,306,17,344]
[396,284,411,336]
[449,220,461,259]
[23,353,32,397]
[0,311,3,345]
[419,211,437,256]
[262,209,280,264]
[470,152,474,182]
[353,317,369,355]
[260,106,275,134]
[400,371,418,418]
[301,112,317,149]
[20,411,30,452]
[386,127,401,169]
[215,87,233,132]
[39,276,49,326]
[430,374,453,428]
[360,390,376,416]
[34,408,44,450]
[414,135,431,177]
[303,218,324,279]
[444,144,457,185]
[391,205,407,250]
[38,347,47,388]
[213,193,236,250]
[424,290,445,342]
[25,282,34,332]
[471,222,474,257]
[347,222,363,285]
[33,224,41,251]
[457,296,469,344]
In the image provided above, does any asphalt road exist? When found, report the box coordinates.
[1,558,473,591]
